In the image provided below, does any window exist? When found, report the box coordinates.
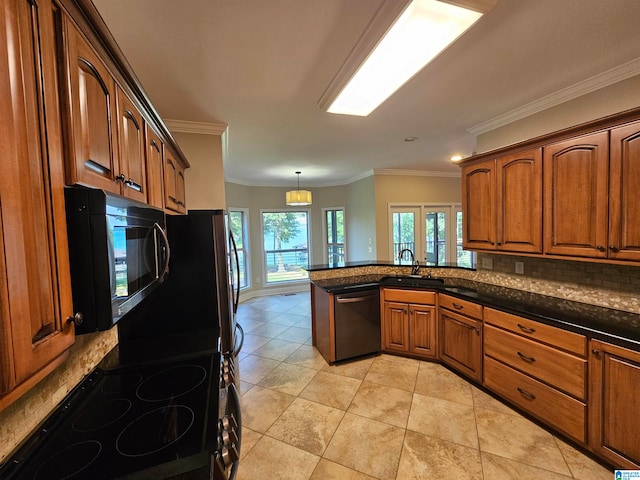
[324,208,345,265]
[228,209,249,289]
[262,211,310,284]
[389,204,474,267]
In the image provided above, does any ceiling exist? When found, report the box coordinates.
[92,0,640,187]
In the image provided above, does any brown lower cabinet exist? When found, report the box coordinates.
[589,340,640,469]
[438,294,483,383]
[381,289,437,359]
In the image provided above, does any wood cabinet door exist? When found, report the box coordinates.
[609,121,640,261]
[0,0,74,401]
[496,148,543,253]
[544,132,609,257]
[409,304,437,359]
[145,125,165,209]
[116,87,146,202]
[382,302,409,352]
[589,340,640,469]
[462,159,496,250]
[64,21,119,193]
[164,149,187,213]
[439,309,482,382]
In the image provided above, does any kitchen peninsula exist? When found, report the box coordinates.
[308,261,640,469]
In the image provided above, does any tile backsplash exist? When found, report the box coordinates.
[0,329,118,462]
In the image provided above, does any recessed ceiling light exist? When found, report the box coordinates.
[450,154,464,162]
[404,136,418,142]
[326,0,485,117]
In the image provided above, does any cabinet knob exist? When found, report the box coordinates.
[596,245,606,252]
[67,312,84,326]
[496,241,502,246]
[609,245,619,252]
[115,174,126,183]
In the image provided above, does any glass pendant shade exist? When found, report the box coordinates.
[286,171,312,205]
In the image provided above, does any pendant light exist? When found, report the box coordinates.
[286,171,312,206]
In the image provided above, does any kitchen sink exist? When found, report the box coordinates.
[379,275,445,288]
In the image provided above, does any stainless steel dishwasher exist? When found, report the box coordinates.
[334,286,381,362]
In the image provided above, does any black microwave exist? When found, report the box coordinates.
[64,187,170,333]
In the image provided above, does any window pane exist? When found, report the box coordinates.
[425,211,446,265]
[456,210,474,267]
[229,210,248,288]
[325,209,345,265]
[392,211,415,262]
[262,211,309,284]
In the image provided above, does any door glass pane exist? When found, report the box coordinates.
[456,210,474,267]
[425,211,446,265]
[262,211,309,284]
[325,209,345,265]
[392,211,415,263]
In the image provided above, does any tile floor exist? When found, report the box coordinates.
[235,292,614,480]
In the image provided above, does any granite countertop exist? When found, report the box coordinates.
[311,275,640,352]
[305,261,475,272]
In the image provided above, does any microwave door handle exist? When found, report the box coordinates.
[154,222,171,282]
[229,231,240,314]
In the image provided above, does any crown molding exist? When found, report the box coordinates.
[165,119,228,135]
[374,168,461,178]
[468,56,640,136]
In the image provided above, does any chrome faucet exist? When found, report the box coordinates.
[398,248,421,275]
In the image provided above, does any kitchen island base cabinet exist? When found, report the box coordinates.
[381,289,437,360]
[438,294,483,383]
[589,340,640,469]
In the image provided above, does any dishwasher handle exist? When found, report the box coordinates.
[336,292,378,303]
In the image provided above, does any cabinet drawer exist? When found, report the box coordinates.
[484,356,586,443]
[439,294,483,320]
[485,308,586,356]
[382,288,435,305]
[485,325,586,399]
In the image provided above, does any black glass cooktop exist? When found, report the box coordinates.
[0,352,220,480]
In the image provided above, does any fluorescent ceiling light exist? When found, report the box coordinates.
[328,0,483,117]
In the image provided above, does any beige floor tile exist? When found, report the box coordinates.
[240,333,271,354]
[266,397,345,455]
[267,313,308,327]
[238,380,253,396]
[397,430,484,480]
[475,408,572,476]
[415,362,474,406]
[321,356,375,380]
[364,357,419,391]
[555,438,613,480]
[240,385,295,433]
[471,385,518,415]
[481,451,573,479]
[237,354,280,384]
[258,362,318,396]
[348,381,413,428]
[324,413,405,480]
[247,322,290,339]
[252,338,302,361]
[238,318,267,333]
[276,326,312,343]
[299,371,361,410]
[284,344,330,370]
[236,436,320,480]
[239,427,263,460]
[407,392,479,448]
[309,459,377,480]
[378,353,421,366]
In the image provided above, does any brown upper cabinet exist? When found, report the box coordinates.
[115,86,147,202]
[544,132,609,258]
[145,125,166,210]
[164,146,187,214]
[608,121,640,261]
[462,148,542,253]
[1,0,76,408]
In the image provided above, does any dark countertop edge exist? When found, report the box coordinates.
[310,276,640,353]
[305,261,476,272]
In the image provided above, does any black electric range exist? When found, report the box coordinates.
[0,349,240,480]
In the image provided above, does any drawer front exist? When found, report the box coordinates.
[382,288,436,305]
[485,325,586,400]
[485,308,586,357]
[439,294,483,320]
[484,356,586,443]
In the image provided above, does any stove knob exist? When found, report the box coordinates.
[221,429,231,447]
[221,444,239,467]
